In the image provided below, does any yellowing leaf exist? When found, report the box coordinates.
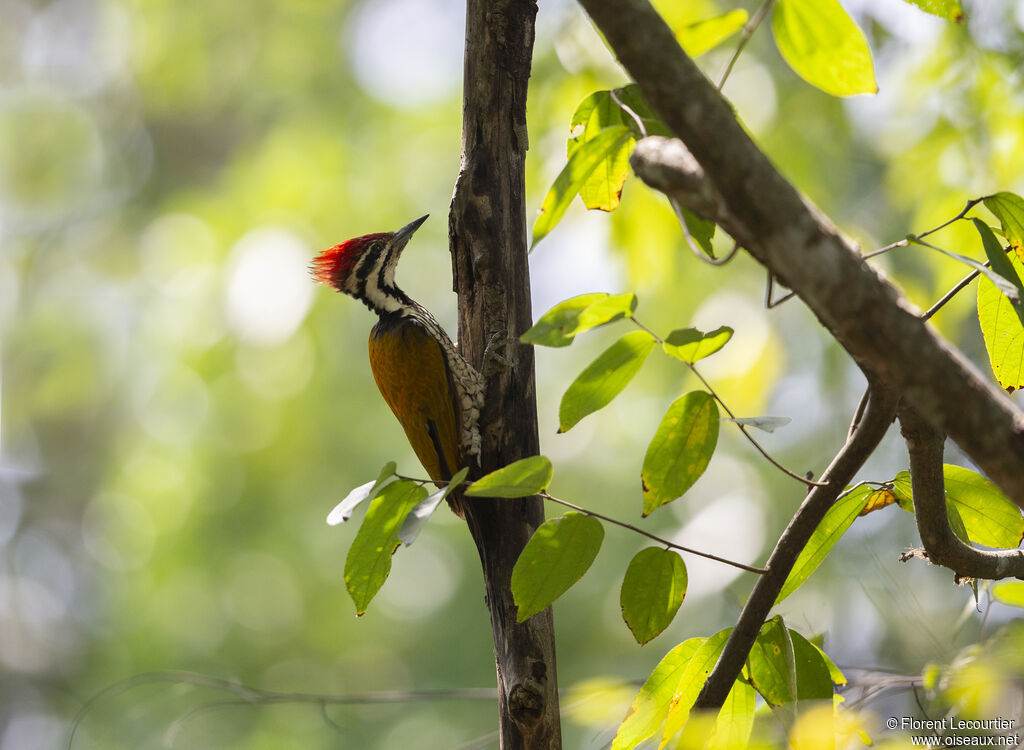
[661,326,734,363]
[533,126,635,247]
[859,488,897,516]
[772,0,877,97]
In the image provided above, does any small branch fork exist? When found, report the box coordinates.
[898,406,1024,580]
[629,318,827,488]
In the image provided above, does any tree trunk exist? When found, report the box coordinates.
[449,1,561,748]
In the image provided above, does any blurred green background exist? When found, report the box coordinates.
[2,0,1024,747]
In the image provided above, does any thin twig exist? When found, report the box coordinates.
[539,491,768,574]
[921,268,980,321]
[863,198,982,260]
[631,318,826,487]
[717,0,776,90]
[68,671,500,749]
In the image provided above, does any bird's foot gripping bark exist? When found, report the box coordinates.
[482,330,520,377]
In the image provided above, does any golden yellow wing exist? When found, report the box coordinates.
[368,316,460,482]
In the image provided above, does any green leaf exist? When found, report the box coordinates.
[771,0,877,97]
[681,206,717,258]
[888,466,1024,548]
[676,10,749,57]
[398,467,469,546]
[326,461,397,526]
[992,581,1024,608]
[569,293,638,337]
[641,391,720,516]
[661,326,734,363]
[661,629,732,746]
[620,548,688,645]
[978,246,1024,391]
[511,512,604,621]
[706,678,756,750]
[790,630,840,700]
[972,220,1024,312]
[944,465,1024,548]
[748,616,797,707]
[611,638,706,750]
[532,126,635,248]
[776,485,872,603]
[465,455,553,499]
[901,0,964,22]
[559,330,656,432]
[344,479,427,615]
[522,293,613,348]
[984,192,1024,255]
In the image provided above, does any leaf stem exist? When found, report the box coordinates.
[717,0,776,90]
[538,491,768,574]
[631,318,827,487]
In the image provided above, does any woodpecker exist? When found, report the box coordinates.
[312,215,483,514]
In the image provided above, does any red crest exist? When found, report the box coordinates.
[311,233,386,287]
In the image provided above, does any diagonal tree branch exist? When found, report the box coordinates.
[898,406,1024,579]
[575,0,1024,509]
[693,384,899,710]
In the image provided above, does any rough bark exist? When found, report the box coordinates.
[449,1,561,747]
[576,0,1024,509]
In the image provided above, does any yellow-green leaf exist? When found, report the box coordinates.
[983,192,1024,258]
[398,467,469,546]
[661,629,732,746]
[705,678,756,750]
[344,479,427,616]
[511,512,604,621]
[559,330,656,432]
[978,249,1024,391]
[611,638,706,750]
[772,0,878,97]
[465,455,553,499]
[533,126,635,248]
[676,10,749,57]
[992,581,1024,608]
[620,548,688,645]
[521,293,613,348]
[944,465,1024,548]
[776,485,872,603]
[972,220,1024,313]
[901,0,964,22]
[662,326,734,363]
[641,391,719,516]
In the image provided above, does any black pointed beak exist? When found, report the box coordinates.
[393,214,429,249]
